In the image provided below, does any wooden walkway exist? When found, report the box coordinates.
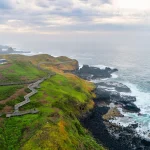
[6,73,55,117]
[5,60,73,117]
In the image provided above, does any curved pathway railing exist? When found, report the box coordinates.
[6,73,55,118]
[6,60,74,117]
[0,80,40,86]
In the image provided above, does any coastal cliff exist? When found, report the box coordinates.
[1,54,149,150]
[0,54,105,150]
[77,65,150,150]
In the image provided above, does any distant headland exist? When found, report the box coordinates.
[0,45,30,54]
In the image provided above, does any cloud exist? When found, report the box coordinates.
[0,0,150,34]
[0,0,14,9]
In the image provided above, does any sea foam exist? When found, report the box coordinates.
[111,82,150,139]
[93,64,115,70]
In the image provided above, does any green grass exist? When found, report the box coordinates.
[0,61,46,82]
[0,73,105,150]
[0,85,23,101]
[6,95,25,107]
[0,114,41,150]
[0,85,24,111]
[0,104,5,110]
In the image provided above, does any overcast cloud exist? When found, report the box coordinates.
[1,0,150,56]
[0,0,150,34]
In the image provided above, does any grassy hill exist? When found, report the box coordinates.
[0,54,105,150]
[0,61,46,83]
[0,54,78,83]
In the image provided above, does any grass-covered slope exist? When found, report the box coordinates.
[0,54,78,83]
[21,74,104,150]
[0,61,46,83]
[0,54,105,150]
[0,54,78,100]
[0,55,48,111]
[0,73,105,150]
[0,85,23,101]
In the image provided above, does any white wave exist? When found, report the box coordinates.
[110,115,135,127]
[90,78,109,83]
[111,73,118,79]
[90,74,118,83]
[79,64,83,69]
[110,112,150,139]
[93,64,115,70]
[120,82,150,114]
[110,82,150,139]
[11,51,43,56]
[90,79,101,83]
[101,78,109,81]
[97,85,116,91]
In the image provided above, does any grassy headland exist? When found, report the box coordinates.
[0,54,105,150]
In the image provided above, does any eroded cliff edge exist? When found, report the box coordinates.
[76,65,150,150]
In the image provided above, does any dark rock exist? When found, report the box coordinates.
[112,68,118,72]
[95,88,111,101]
[115,86,131,93]
[80,106,146,150]
[95,86,120,101]
[119,95,136,104]
[123,102,140,112]
[95,82,140,113]
[129,123,138,129]
[111,95,137,106]
[136,147,144,150]
[141,139,150,147]
[96,81,131,93]
[95,85,140,113]
[105,67,118,73]
[75,64,148,149]
[73,65,118,80]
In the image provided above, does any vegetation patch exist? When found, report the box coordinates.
[0,55,104,150]
[0,61,46,82]
[0,73,104,150]
[0,85,23,101]
[6,95,24,107]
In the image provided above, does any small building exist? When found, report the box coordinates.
[0,59,7,64]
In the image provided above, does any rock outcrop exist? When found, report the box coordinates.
[95,84,140,112]
[78,64,149,149]
[73,65,118,80]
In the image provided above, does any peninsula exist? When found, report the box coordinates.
[0,54,149,150]
[0,45,30,54]
[0,54,105,150]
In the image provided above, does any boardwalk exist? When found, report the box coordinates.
[5,60,73,117]
[6,109,39,117]
[6,73,55,117]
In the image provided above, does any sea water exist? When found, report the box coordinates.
[13,44,150,139]
[69,49,150,140]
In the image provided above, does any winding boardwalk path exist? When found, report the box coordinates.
[0,80,41,86]
[6,60,74,117]
[6,73,55,117]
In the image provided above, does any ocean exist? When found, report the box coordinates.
[69,49,150,140]
[15,45,150,139]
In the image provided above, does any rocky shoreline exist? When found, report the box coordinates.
[75,65,150,150]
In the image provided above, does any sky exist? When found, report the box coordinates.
[0,0,150,54]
